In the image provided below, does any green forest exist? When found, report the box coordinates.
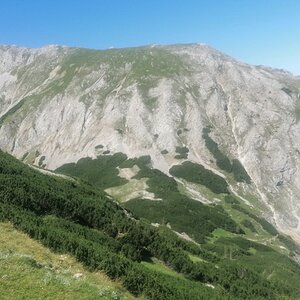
[1,150,300,299]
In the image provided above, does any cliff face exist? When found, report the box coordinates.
[1,43,300,238]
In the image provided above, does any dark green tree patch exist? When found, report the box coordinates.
[174,146,189,159]
[232,159,251,183]
[241,219,257,233]
[55,152,128,189]
[170,161,229,194]
[38,156,46,167]
[224,195,240,205]
[202,127,251,183]
[202,128,232,173]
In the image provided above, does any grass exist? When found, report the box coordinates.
[176,177,223,204]
[0,222,136,300]
[222,206,269,242]
[141,258,183,279]
[231,204,278,236]
[208,228,237,243]
[105,178,153,203]
[219,198,298,256]
[50,46,187,105]
[188,255,204,263]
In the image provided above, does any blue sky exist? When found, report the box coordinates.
[0,0,299,74]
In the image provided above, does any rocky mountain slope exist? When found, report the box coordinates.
[0,43,300,241]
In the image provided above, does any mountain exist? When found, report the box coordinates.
[0,44,300,243]
[2,43,300,299]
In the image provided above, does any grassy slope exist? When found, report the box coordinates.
[141,258,183,279]
[0,150,226,300]
[55,152,300,298]
[1,149,297,299]
[0,222,136,300]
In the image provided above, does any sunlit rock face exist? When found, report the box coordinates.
[1,43,300,239]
